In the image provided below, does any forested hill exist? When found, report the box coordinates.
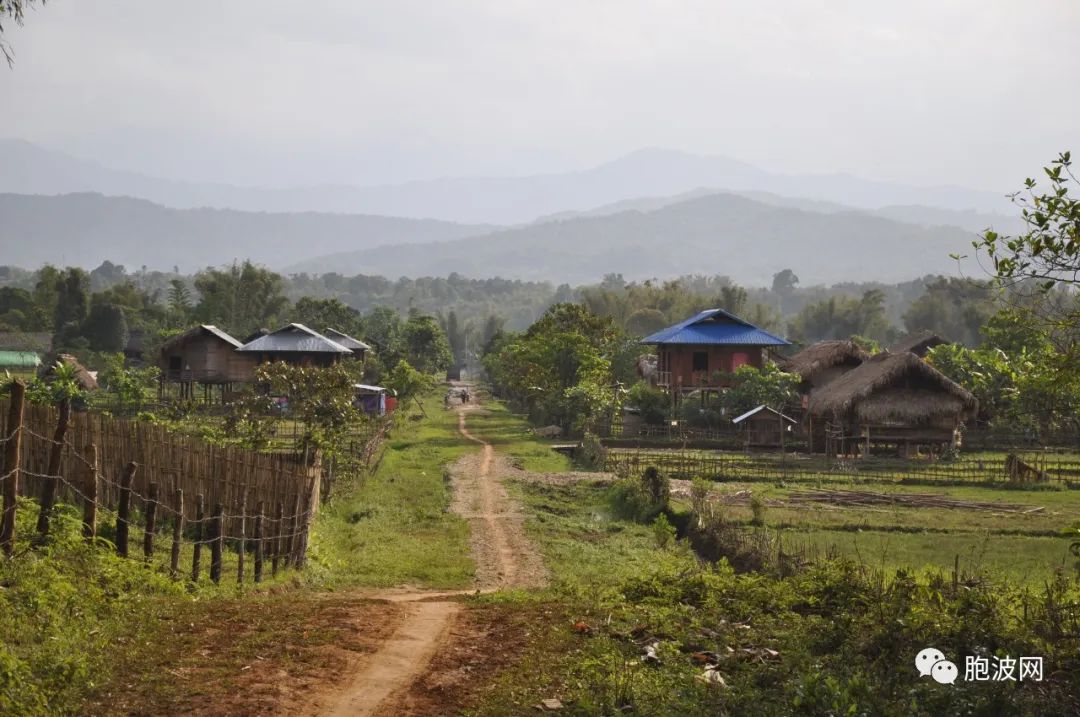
[287,192,980,285]
[0,193,495,272]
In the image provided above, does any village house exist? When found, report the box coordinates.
[806,350,978,457]
[782,339,870,408]
[641,309,790,401]
[158,325,258,399]
[323,328,370,362]
[235,323,353,368]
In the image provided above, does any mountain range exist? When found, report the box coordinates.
[1,139,1015,226]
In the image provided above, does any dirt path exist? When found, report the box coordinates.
[304,399,545,717]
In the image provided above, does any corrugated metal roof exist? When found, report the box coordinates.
[0,350,41,368]
[324,328,371,351]
[732,404,796,424]
[237,323,352,354]
[640,309,790,346]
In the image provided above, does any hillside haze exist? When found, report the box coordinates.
[1,140,1011,225]
[286,192,981,285]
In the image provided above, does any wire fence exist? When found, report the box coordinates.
[604,448,1080,486]
[0,381,394,585]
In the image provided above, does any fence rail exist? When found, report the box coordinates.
[604,448,1080,486]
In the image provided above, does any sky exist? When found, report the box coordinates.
[1,0,1077,190]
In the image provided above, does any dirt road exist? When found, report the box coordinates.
[304,402,544,717]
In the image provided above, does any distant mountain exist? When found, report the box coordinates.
[0,193,494,272]
[534,187,1024,235]
[286,192,981,285]
[1,140,1011,224]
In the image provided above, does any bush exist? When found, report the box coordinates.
[652,513,676,548]
[641,465,669,507]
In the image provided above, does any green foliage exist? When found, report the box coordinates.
[399,311,453,373]
[719,363,800,418]
[97,353,159,415]
[750,493,767,526]
[81,302,129,352]
[641,465,669,506]
[193,260,290,336]
[25,359,83,406]
[384,359,434,403]
[485,303,622,433]
[651,513,676,548]
[902,277,997,347]
[255,362,364,459]
[789,289,896,344]
[627,380,669,425]
[293,296,364,338]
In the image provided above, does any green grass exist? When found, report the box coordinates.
[465,404,573,473]
[307,395,476,589]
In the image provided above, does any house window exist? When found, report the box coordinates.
[731,352,750,370]
[692,351,709,372]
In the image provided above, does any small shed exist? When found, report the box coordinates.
[42,354,98,391]
[324,328,370,362]
[732,405,797,449]
[807,351,978,456]
[236,323,353,367]
[354,383,392,415]
[888,331,947,358]
[159,325,256,385]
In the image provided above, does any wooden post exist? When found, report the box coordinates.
[170,488,184,578]
[82,443,98,541]
[36,397,71,538]
[115,462,137,558]
[210,503,223,584]
[191,493,205,583]
[1,380,25,556]
[253,501,264,584]
[296,456,321,569]
[143,481,159,559]
[284,492,300,568]
[236,496,246,585]
[272,501,283,577]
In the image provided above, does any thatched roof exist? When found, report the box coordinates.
[808,351,976,423]
[782,340,869,380]
[888,330,946,357]
[44,354,98,391]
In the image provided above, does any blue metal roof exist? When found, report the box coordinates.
[640,309,790,346]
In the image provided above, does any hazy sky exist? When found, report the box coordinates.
[1,1,1077,189]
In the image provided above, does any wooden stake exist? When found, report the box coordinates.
[253,500,264,584]
[236,495,246,585]
[272,501,283,577]
[191,493,204,583]
[36,397,70,538]
[170,488,184,578]
[143,481,159,559]
[284,492,300,568]
[210,503,223,584]
[115,462,137,558]
[1,380,25,556]
[82,443,98,541]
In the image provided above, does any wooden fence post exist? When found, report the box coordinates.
[253,501,264,584]
[115,462,137,558]
[36,397,71,538]
[236,496,246,585]
[82,443,98,541]
[170,488,184,578]
[284,492,300,568]
[1,380,25,556]
[191,493,205,583]
[272,501,283,577]
[143,481,159,559]
[210,503,223,584]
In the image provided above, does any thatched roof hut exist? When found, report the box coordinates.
[888,331,947,358]
[808,351,977,425]
[43,354,99,391]
[783,340,869,385]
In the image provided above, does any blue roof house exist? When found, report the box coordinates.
[640,309,790,396]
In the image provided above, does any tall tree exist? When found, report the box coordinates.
[193,261,289,336]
